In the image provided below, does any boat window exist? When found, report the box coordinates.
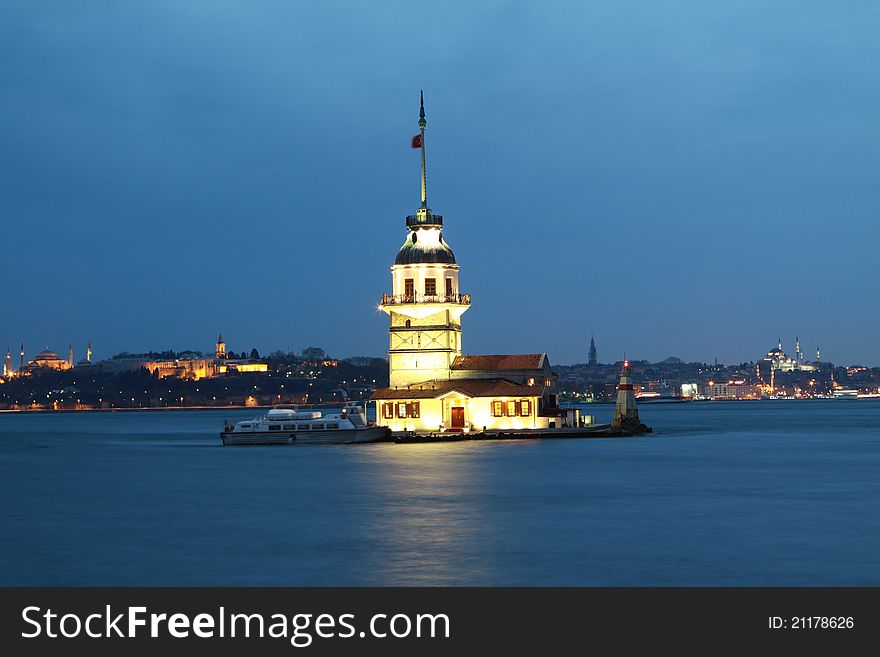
[240,424,251,428]
[268,425,282,431]
[296,423,309,430]
[282,424,295,430]
[312,423,325,430]
[325,423,339,429]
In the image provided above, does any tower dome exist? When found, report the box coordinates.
[394,226,456,265]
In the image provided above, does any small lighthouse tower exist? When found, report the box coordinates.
[612,359,641,428]
[216,334,226,360]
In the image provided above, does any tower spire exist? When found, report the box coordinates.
[419,90,427,208]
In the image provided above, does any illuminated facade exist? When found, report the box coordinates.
[764,337,818,372]
[372,93,555,433]
[22,347,73,373]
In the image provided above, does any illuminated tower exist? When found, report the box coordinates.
[612,359,640,428]
[87,340,92,363]
[3,347,10,377]
[216,334,226,360]
[68,344,74,367]
[20,342,24,370]
[379,92,470,388]
[816,346,820,362]
[795,336,801,369]
[588,335,597,366]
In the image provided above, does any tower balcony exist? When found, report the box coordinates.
[381,292,471,306]
[406,213,443,228]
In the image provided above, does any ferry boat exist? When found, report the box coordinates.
[221,402,391,445]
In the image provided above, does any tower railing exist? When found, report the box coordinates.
[381,293,471,306]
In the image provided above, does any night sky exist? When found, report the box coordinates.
[2,1,878,366]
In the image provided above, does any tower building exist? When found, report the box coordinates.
[3,347,10,377]
[588,335,597,366]
[372,93,555,433]
[216,334,226,360]
[87,341,92,363]
[20,342,24,370]
[612,359,640,428]
[379,91,470,389]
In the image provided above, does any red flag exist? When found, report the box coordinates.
[411,134,422,148]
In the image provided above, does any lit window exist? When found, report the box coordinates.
[446,278,453,296]
[527,377,535,386]
[507,400,516,416]
[425,278,436,296]
[383,402,394,419]
[520,400,531,416]
[404,279,414,298]
[492,400,503,417]
[397,402,407,418]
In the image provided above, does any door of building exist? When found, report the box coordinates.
[450,406,465,429]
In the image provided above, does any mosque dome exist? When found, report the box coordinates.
[34,350,63,361]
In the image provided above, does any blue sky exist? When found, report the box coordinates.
[1,1,878,365]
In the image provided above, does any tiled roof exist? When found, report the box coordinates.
[371,378,545,400]
[450,354,546,371]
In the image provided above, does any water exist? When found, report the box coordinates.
[1,400,878,585]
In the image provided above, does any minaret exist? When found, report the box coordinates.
[216,333,226,360]
[612,359,640,428]
[379,92,470,388]
[795,336,801,369]
[87,340,92,363]
[588,335,597,366]
[777,337,782,350]
[68,344,74,367]
[816,346,820,362]
[3,347,10,377]
[20,342,24,370]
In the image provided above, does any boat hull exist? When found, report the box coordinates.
[220,425,390,446]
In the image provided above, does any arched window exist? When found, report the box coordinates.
[405,320,411,328]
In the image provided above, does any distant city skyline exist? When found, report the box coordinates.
[2,2,878,365]
[4,333,860,370]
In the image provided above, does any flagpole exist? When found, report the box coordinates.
[419,90,427,208]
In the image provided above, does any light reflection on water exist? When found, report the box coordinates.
[1,400,879,585]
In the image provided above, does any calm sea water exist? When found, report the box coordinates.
[1,400,878,586]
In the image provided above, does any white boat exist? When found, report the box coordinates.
[221,402,391,445]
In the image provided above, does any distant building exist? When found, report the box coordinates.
[703,380,758,400]
[75,341,93,367]
[21,347,73,373]
[588,335,597,366]
[763,337,818,372]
